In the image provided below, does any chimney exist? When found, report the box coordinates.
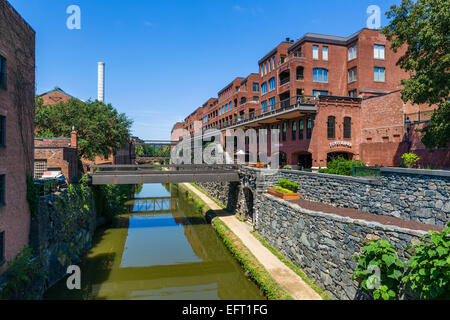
[97,62,105,102]
[71,126,78,149]
[286,37,290,42]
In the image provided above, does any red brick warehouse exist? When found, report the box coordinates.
[172,28,449,169]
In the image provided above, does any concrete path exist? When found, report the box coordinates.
[182,183,322,300]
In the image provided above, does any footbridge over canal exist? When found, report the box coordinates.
[89,164,240,185]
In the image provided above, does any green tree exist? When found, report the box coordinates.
[382,0,450,149]
[135,145,144,157]
[35,97,132,161]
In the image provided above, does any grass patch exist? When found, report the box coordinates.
[251,231,332,300]
[180,183,293,300]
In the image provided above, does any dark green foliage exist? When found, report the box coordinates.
[382,0,450,149]
[277,178,298,193]
[402,223,450,299]
[92,184,133,220]
[35,97,132,161]
[352,239,405,300]
[0,246,44,300]
[26,175,39,217]
[318,157,365,176]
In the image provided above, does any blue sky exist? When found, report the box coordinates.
[9,0,400,139]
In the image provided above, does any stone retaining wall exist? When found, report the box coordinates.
[246,167,449,227]
[255,193,426,300]
[0,187,97,299]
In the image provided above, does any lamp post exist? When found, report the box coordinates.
[404,117,411,153]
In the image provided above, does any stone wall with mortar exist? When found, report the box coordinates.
[0,187,97,299]
[244,167,450,227]
[255,193,426,300]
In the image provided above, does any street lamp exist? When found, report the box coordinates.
[404,117,411,153]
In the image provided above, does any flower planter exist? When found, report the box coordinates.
[267,188,300,200]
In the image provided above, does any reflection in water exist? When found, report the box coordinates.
[44,184,264,300]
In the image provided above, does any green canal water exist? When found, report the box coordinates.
[44,184,264,300]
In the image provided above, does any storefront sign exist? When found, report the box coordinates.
[330,141,352,148]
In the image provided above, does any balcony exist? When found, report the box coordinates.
[218,95,317,130]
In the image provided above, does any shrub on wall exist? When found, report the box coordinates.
[277,178,298,193]
[401,153,421,168]
[352,239,405,300]
[318,157,366,176]
[352,223,450,300]
[402,223,450,299]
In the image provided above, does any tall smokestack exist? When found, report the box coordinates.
[97,62,105,102]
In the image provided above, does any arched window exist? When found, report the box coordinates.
[327,116,336,139]
[344,117,351,139]
[313,68,328,83]
[307,118,312,139]
[282,122,287,141]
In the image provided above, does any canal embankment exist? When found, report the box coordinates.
[178,182,324,300]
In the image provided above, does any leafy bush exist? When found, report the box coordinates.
[277,178,298,193]
[282,165,292,170]
[274,186,293,194]
[318,157,366,176]
[401,153,420,168]
[352,239,405,300]
[0,246,43,300]
[402,223,450,299]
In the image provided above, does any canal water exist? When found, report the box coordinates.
[44,184,264,300]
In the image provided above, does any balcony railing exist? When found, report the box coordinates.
[279,77,290,86]
[214,95,317,130]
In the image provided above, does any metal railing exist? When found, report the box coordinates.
[404,110,435,124]
[215,95,317,130]
[352,164,381,177]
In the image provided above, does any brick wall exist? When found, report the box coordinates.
[0,0,35,274]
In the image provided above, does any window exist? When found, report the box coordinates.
[269,97,275,110]
[260,66,263,77]
[312,45,319,60]
[253,82,259,92]
[261,100,267,113]
[293,48,302,58]
[273,56,276,69]
[344,117,351,139]
[322,46,328,61]
[374,67,385,82]
[0,231,4,265]
[229,101,232,111]
[219,108,221,116]
[253,96,259,102]
[269,77,275,91]
[349,89,358,97]
[0,115,5,146]
[374,44,385,59]
[282,123,286,141]
[348,67,357,83]
[0,175,5,206]
[292,122,297,140]
[348,45,357,60]
[264,62,267,75]
[313,68,328,82]
[306,118,312,139]
[327,116,336,139]
[0,56,6,89]
[313,90,328,97]
[261,82,267,94]
[268,60,271,72]
[299,120,304,140]
[296,67,304,81]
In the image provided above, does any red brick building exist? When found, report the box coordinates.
[0,0,35,274]
[172,28,449,169]
[34,130,79,183]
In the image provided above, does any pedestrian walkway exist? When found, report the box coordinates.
[182,183,322,300]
